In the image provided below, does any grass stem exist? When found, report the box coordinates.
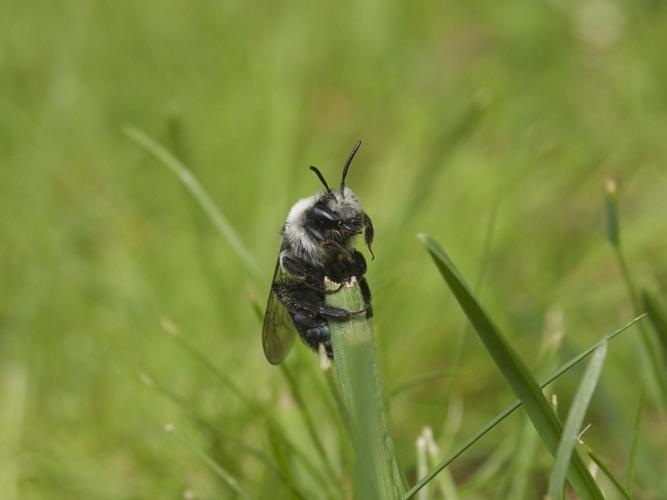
[326,277,405,499]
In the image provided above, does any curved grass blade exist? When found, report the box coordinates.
[165,424,252,499]
[587,450,632,500]
[416,433,430,500]
[403,314,643,499]
[423,428,460,500]
[605,181,667,409]
[140,371,308,499]
[547,342,607,499]
[390,368,458,397]
[279,364,342,494]
[123,126,260,280]
[417,234,604,500]
[161,319,263,414]
[627,382,646,495]
[642,289,667,364]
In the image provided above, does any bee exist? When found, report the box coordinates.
[262,141,374,364]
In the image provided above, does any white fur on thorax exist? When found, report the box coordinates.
[282,193,322,265]
[281,188,361,267]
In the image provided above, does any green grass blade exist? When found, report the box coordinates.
[438,199,500,405]
[503,414,540,500]
[641,289,667,364]
[547,342,607,500]
[403,314,643,499]
[319,348,353,440]
[326,278,405,499]
[587,450,632,500]
[418,234,604,500]
[123,125,261,280]
[502,312,563,500]
[165,424,252,499]
[605,182,667,409]
[423,428,460,500]
[627,382,646,495]
[279,364,341,493]
[140,371,308,499]
[390,368,458,397]
[160,319,263,414]
[605,179,620,247]
[416,432,430,500]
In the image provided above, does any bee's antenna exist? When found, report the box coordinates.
[309,165,332,193]
[340,140,362,195]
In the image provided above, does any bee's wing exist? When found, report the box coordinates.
[262,259,297,364]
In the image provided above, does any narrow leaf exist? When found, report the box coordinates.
[279,364,341,493]
[123,126,260,279]
[587,450,632,500]
[641,289,667,364]
[391,368,458,397]
[165,424,252,499]
[547,342,607,499]
[627,382,646,494]
[418,234,604,500]
[327,278,406,499]
[605,178,620,247]
[416,433,430,500]
[403,314,643,499]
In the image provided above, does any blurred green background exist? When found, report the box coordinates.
[2,0,667,498]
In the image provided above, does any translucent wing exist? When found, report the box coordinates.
[262,259,297,364]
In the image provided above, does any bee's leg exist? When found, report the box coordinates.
[342,250,372,318]
[350,250,367,276]
[289,288,369,319]
[317,302,370,319]
[359,276,373,318]
[280,281,367,322]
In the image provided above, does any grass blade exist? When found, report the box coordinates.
[641,289,667,364]
[605,181,667,409]
[422,428,460,500]
[403,315,643,498]
[279,364,342,495]
[416,432,430,500]
[418,234,604,500]
[140,371,308,499]
[605,178,620,247]
[627,382,646,495]
[326,277,405,499]
[123,125,261,280]
[547,341,607,500]
[160,318,263,414]
[587,450,632,500]
[390,368,458,397]
[319,347,353,440]
[165,424,252,499]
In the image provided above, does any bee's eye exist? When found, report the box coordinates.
[313,206,338,225]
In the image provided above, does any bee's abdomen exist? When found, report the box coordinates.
[289,311,333,359]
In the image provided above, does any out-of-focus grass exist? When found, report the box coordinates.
[2,0,667,498]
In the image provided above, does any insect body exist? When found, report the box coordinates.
[262,141,374,364]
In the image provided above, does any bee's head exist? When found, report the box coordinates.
[307,141,375,258]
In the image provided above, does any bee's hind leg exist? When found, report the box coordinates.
[318,302,370,319]
[359,276,373,318]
